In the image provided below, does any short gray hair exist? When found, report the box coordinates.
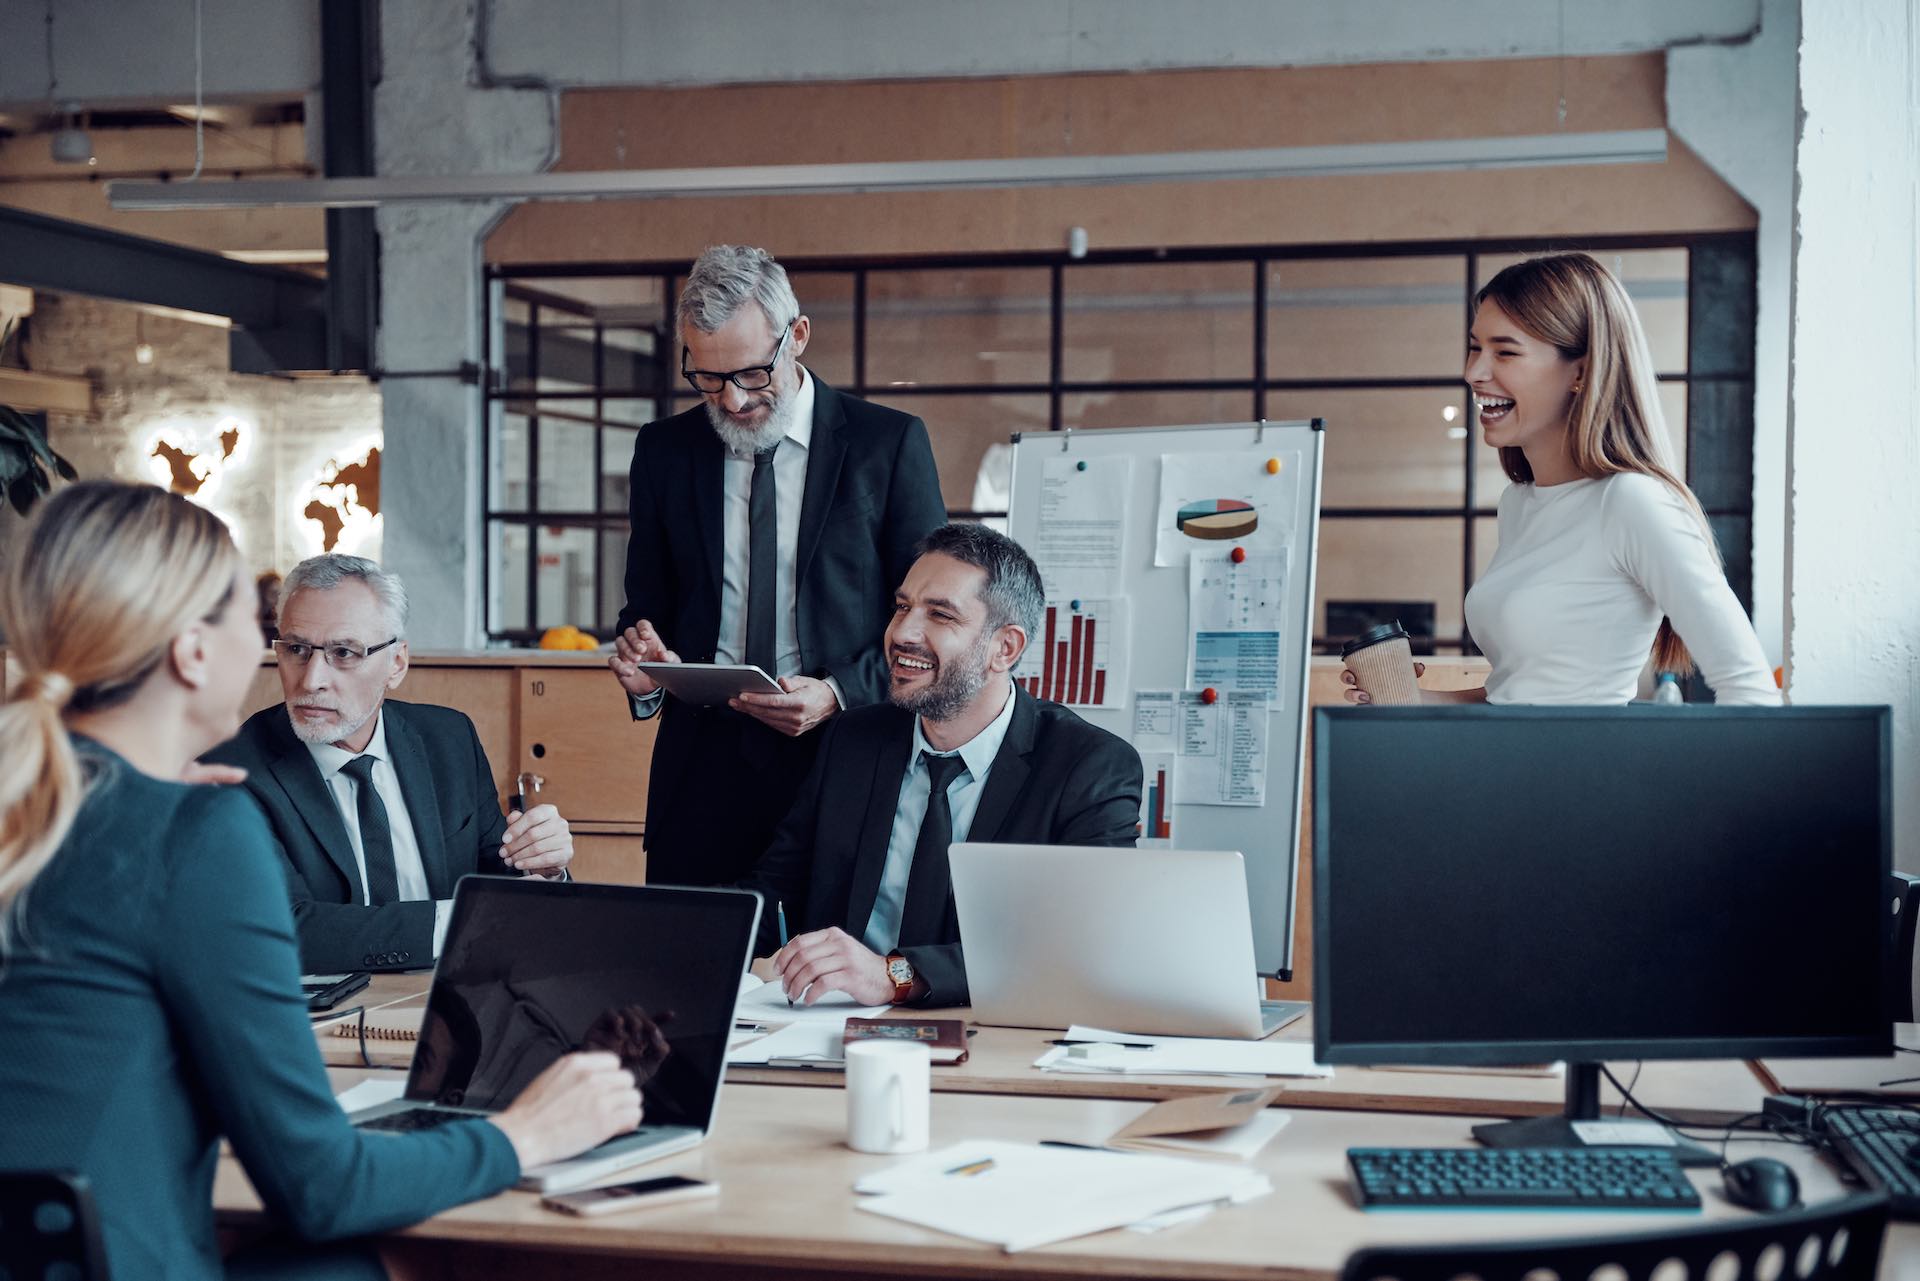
[278,554,409,638]
[914,523,1045,641]
[676,245,800,337]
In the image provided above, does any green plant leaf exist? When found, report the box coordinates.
[8,471,40,516]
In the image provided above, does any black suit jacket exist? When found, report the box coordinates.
[617,375,946,885]
[741,685,1143,1005]
[206,700,513,973]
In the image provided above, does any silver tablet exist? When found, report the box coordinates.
[636,661,783,706]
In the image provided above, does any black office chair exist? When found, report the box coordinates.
[1891,871,1920,1023]
[1339,1193,1888,1281]
[0,1169,112,1280]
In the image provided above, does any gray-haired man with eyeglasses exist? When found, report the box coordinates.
[208,554,573,973]
[610,244,946,888]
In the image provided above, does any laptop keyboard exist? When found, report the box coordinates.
[358,1108,474,1134]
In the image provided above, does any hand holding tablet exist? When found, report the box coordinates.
[636,661,783,706]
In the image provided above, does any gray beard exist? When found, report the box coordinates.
[705,389,797,457]
[287,700,379,747]
[889,630,996,723]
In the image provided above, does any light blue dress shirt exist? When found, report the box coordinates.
[863,685,1019,954]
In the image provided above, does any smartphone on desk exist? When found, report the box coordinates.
[541,1175,717,1217]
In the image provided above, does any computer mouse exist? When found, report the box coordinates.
[1722,1158,1801,1211]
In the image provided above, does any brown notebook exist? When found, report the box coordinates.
[842,1017,970,1064]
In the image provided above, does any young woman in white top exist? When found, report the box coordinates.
[1343,252,1778,707]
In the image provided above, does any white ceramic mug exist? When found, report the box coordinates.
[845,1040,930,1154]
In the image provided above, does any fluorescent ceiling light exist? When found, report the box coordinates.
[108,129,1666,211]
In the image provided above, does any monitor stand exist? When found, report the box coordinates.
[1470,1063,1719,1168]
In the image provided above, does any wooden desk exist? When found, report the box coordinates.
[318,974,1768,1125]
[215,1080,1914,1281]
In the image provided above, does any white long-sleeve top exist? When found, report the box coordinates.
[1464,473,1780,706]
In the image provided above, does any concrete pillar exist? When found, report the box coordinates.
[1667,0,1798,670]
[371,0,552,646]
[1786,0,1920,864]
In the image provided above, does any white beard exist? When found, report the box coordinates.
[705,387,797,457]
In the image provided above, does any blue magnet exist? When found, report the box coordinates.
[1076,460,1088,471]
[1070,600,1082,612]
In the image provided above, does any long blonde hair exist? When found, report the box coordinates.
[0,481,241,948]
[1476,252,1709,675]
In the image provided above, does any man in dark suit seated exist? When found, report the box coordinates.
[743,524,1143,1008]
[208,555,573,973]
[606,244,946,889]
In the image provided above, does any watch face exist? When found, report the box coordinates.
[887,956,913,983]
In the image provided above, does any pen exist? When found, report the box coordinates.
[1047,1038,1154,1049]
[777,900,792,1007]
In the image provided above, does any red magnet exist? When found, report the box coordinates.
[1230,546,1247,564]
[1200,687,1218,705]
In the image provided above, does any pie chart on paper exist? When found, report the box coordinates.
[1176,498,1258,540]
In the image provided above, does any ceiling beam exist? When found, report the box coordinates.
[105,129,1670,210]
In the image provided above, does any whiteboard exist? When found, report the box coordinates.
[1006,421,1324,978]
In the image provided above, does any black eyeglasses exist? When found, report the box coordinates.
[271,637,400,670]
[681,321,794,394]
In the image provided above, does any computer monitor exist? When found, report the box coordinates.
[1314,704,1892,1155]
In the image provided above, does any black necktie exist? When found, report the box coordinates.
[896,752,970,947]
[339,755,400,905]
[745,442,780,677]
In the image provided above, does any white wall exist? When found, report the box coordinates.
[1786,0,1920,868]
[1666,0,1798,670]
[484,0,1760,86]
[0,1,317,110]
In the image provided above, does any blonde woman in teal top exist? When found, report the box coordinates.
[0,482,642,1280]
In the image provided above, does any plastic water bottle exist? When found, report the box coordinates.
[1652,672,1684,705]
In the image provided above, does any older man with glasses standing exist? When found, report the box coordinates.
[610,245,945,888]
[208,554,573,973]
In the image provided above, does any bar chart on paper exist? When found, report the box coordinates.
[1015,598,1130,709]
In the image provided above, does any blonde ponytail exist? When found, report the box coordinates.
[0,482,240,950]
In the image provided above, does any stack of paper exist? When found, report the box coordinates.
[725,1022,845,1066]
[854,1140,1270,1252]
[1034,1026,1331,1079]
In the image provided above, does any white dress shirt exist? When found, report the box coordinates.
[305,711,455,955]
[864,685,1020,955]
[716,366,815,679]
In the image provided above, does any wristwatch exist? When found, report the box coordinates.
[884,952,917,1005]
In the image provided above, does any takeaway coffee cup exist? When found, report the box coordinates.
[1341,621,1421,706]
[846,1040,930,1154]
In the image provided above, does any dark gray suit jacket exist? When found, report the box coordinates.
[740,685,1143,1005]
[206,699,514,972]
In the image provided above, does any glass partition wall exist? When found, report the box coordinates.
[483,235,1756,654]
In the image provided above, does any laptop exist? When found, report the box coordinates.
[349,877,760,1194]
[949,844,1305,1040]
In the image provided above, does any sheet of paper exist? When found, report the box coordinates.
[725,1022,845,1066]
[1131,690,1177,751]
[1187,547,1288,694]
[735,979,890,1024]
[1038,1026,1331,1078]
[334,1078,407,1115]
[1153,449,1302,567]
[1032,455,1131,596]
[854,1140,1268,1253]
[1012,597,1130,710]
[1173,690,1269,806]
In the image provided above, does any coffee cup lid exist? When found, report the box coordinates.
[1341,620,1410,658]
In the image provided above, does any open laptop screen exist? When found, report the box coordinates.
[407,879,759,1130]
